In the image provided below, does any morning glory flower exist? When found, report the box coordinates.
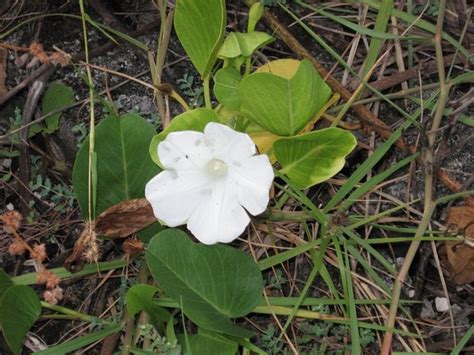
[145,122,274,245]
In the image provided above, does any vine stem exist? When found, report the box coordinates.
[381,0,449,353]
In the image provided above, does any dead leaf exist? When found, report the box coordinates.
[65,199,156,272]
[443,205,474,284]
[95,198,155,238]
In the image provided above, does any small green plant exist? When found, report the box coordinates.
[260,324,286,354]
[177,73,204,108]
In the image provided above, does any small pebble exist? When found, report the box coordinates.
[408,289,415,298]
[435,297,450,312]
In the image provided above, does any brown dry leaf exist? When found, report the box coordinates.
[0,47,8,97]
[65,199,156,272]
[443,205,474,284]
[95,198,155,238]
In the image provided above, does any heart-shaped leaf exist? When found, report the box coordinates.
[0,285,41,355]
[213,67,242,110]
[73,113,159,218]
[149,108,219,167]
[240,59,331,136]
[145,229,263,338]
[126,284,171,324]
[218,32,274,59]
[274,127,356,189]
[174,0,226,78]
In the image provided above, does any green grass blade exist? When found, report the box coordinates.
[362,0,473,63]
[35,324,122,354]
[339,153,418,212]
[324,120,412,212]
[258,239,321,271]
[451,325,474,355]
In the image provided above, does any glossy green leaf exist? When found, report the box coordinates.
[248,2,264,32]
[174,0,226,77]
[149,108,219,167]
[218,31,274,58]
[214,67,242,110]
[126,284,171,324]
[30,82,75,136]
[179,330,238,355]
[240,59,331,136]
[274,128,356,189]
[0,285,41,355]
[73,113,159,218]
[146,229,262,338]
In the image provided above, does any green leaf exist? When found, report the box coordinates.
[137,222,166,243]
[213,67,242,110]
[274,128,356,189]
[0,268,14,299]
[149,108,219,167]
[240,59,331,136]
[146,229,263,338]
[0,285,41,355]
[42,82,75,133]
[459,115,474,127]
[30,82,75,136]
[218,32,274,58]
[174,0,226,77]
[179,330,238,355]
[72,113,159,218]
[126,284,171,324]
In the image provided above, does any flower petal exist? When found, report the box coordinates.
[159,131,213,170]
[229,154,274,215]
[204,122,256,161]
[187,180,250,244]
[145,169,210,227]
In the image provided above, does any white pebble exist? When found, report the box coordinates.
[435,297,450,312]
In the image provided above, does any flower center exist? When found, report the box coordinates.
[207,158,228,178]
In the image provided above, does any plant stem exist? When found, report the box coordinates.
[169,90,191,111]
[381,1,449,352]
[41,301,110,324]
[79,0,96,223]
[203,75,212,109]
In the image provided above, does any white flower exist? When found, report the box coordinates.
[145,122,274,245]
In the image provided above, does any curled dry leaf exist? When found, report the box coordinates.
[95,198,155,238]
[64,199,155,272]
[443,205,474,284]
